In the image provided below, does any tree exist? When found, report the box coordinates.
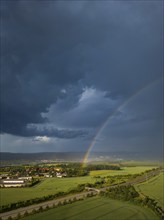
[31,209,37,215]
[63,200,67,205]
[16,213,21,220]
[52,203,56,208]
[24,211,29,217]
[45,205,49,210]
[38,206,43,212]
[57,201,62,206]
[73,197,77,202]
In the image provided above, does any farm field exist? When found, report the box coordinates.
[0,166,156,206]
[89,166,156,177]
[0,176,95,206]
[21,196,159,220]
[135,172,164,209]
[120,161,161,167]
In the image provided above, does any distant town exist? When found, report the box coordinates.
[0,162,121,188]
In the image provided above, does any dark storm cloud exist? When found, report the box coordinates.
[25,124,87,139]
[1,0,163,142]
[1,1,86,137]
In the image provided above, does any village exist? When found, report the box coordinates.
[0,163,120,188]
[0,165,68,188]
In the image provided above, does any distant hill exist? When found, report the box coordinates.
[0,152,86,162]
[0,151,162,164]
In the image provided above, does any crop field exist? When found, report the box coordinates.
[119,160,161,167]
[0,176,95,206]
[0,166,156,206]
[135,172,164,209]
[21,197,159,220]
[89,166,156,177]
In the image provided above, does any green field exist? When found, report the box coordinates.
[119,161,162,167]
[135,172,164,209]
[0,176,95,206]
[21,197,159,220]
[89,166,156,177]
[0,166,156,206]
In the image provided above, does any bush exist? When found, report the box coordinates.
[45,205,49,210]
[68,199,72,204]
[24,211,29,216]
[31,209,37,215]
[73,197,77,202]
[38,206,43,212]
[57,201,62,206]
[16,213,21,219]
[100,185,139,201]
[63,200,67,205]
[52,203,56,208]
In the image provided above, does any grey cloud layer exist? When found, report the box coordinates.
[1,1,163,146]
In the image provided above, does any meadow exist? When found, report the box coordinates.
[135,172,164,209]
[0,166,156,206]
[21,196,159,220]
[0,176,95,206]
[89,166,156,177]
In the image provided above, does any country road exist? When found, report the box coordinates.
[0,191,97,220]
[100,168,164,191]
[0,169,163,220]
[84,169,164,193]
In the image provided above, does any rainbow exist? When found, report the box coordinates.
[82,78,162,166]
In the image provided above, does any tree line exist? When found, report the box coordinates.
[100,185,163,219]
[0,193,95,220]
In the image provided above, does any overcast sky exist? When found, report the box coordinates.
[1,0,163,155]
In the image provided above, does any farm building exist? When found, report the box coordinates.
[56,172,67,178]
[0,179,25,187]
[18,176,32,180]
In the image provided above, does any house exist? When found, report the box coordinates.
[44,174,52,178]
[18,176,32,180]
[56,172,63,178]
[0,179,25,187]
[56,172,67,178]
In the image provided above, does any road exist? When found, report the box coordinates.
[100,168,163,192]
[0,169,163,220]
[0,191,97,220]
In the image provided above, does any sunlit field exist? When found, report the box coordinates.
[21,197,159,220]
[135,172,164,209]
[0,176,95,206]
[89,166,156,177]
[0,166,156,206]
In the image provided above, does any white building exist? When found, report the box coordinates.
[0,179,25,187]
[18,177,32,180]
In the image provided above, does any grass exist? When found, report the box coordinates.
[135,172,164,209]
[21,196,159,220]
[89,166,156,177]
[0,166,156,206]
[119,160,162,167]
[0,176,95,206]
